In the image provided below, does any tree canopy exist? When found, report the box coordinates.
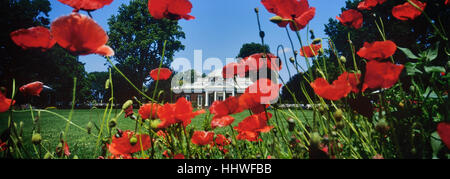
[237,42,271,58]
[107,0,186,103]
[0,0,91,108]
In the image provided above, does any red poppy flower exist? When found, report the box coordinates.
[261,0,316,31]
[124,105,134,118]
[173,153,185,159]
[0,140,6,152]
[222,62,239,79]
[211,115,235,129]
[156,130,167,139]
[157,97,205,128]
[108,130,151,156]
[244,78,282,104]
[56,141,71,157]
[337,72,367,93]
[148,0,195,21]
[300,44,322,57]
[210,96,242,117]
[238,92,268,114]
[234,112,273,142]
[50,13,114,57]
[10,26,55,51]
[437,122,450,149]
[0,90,15,113]
[337,9,363,29]
[57,0,113,11]
[191,131,215,146]
[446,0,449,5]
[310,76,352,101]
[372,154,384,159]
[214,134,230,153]
[240,53,282,72]
[215,134,230,146]
[357,0,386,10]
[392,0,426,21]
[19,81,44,96]
[364,61,404,90]
[138,103,161,120]
[150,68,172,80]
[357,40,397,61]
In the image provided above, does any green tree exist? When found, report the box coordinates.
[237,42,271,58]
[107,0,186,103]
[87,71,109,103]
[324,0,449,67]
[0,0,91,108]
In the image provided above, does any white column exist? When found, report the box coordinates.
[205,91,209,107]
[231,90,235,97]
[223,91,226,100]
[214,91,217,102]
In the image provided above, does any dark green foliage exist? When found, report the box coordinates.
[0,0,91,108]
[107,0,186,103]
[237,42,271,58]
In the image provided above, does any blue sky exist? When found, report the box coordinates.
[48,0,347,81]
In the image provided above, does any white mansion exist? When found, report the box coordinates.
[171,69,253,108]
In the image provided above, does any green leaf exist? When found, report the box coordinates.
[424,66,445,73]
[431,132,442,159]
[405,62,422,76]
[398,47,419,59]
[426,42,439,61]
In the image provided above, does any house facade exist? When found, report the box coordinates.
[171,69,253,108]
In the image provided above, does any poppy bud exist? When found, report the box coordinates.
[339,56,347,63]
[310,132,321,149]
[105,79,111,89]
[31,133,42,145]
[259,31,265,38]
[289,57,295,64]
[44,152,53,159]
[312,38,322,45]
[270,16,284,24]
[86,121,93,134]
[336,121,345,130]
[150,119,161,129]
[109,118,117,128]
[122,100,133,111]
[254,8,259,13]
[309,30,315,39]
[399,102,404,108]
[318,105,326,114]
[287,118,295,131]
[333,109,344,122]
[375,119,389,134]
[73,155,79,159]
[129,136,137,145]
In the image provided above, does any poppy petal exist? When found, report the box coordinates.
[51,13,112,56]
[357,40,397,61]
[364,61,404,90]
[57,0,113,11]
[150,68,172,80]
[10,26,55,51]
[437,122,450,149]
[337,9,363,29]
[392,0,426,21]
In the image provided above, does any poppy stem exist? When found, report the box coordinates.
[63,77,77,142]
[151,40,168,101]
[106,57,157,103]
[406,0,447,41]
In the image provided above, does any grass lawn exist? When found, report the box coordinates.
[0,108,313,159]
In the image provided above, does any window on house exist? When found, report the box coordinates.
[197,95,203,106]
[185,95,191,101]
